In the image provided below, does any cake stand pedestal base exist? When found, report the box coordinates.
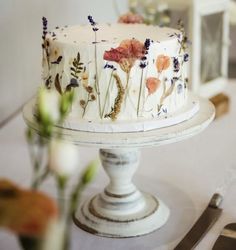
[74,148,169,238]
[23,95,215,238]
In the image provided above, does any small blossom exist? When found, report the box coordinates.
[118,12,144,24]
[49,139,79,178]
[91,94,96,101]
[85,86,93,93]
[80,100,86,107]
[146,77,161,95]
[81,72,89,86]
[156,55,170,73]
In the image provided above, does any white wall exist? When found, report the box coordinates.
[0,0,128,124]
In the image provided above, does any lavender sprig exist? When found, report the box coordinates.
[104,63,116,70]
[139,38,151,69]
[88,15,99,32]
[183,53,189,62]
[173,57,180,73]
[137,38,151,116]
[42,17,48,40]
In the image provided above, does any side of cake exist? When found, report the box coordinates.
[42,17,189,125]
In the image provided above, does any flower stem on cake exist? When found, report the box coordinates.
[137,38,151,117]
[102,64,117,117]
[88,15,102,119]
[104,73,125,121]
[157,78,176,114]
[80,86,96,117]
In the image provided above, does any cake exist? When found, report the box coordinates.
[41,17,197,132]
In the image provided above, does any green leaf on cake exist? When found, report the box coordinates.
[54,74,62,94]
[70,52,84,80]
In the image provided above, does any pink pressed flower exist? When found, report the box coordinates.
[146,77,161,95]
[104,39,144,73]
[118,12,144,24]
[156,55,170,73]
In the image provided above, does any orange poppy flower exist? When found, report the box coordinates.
[146,77,161,95]
[0,179,58,238]
[156,55,170,73]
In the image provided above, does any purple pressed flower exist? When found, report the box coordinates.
[162,108,167,113]
[42,17,48,40]
[177,84,183,94]
[88,15,99,33]
[183,53,189,62]
[171,77,179,85]
[139,62,147,68]
[173,58,180,72]
[139,38,151,68]
[104,63,116,70]
[144,38,151,50]
[70,78,78,86]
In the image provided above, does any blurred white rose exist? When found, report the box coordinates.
[49,139,79,177]
[38,87,61,124]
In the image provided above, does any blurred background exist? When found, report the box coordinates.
[0,0,235,126]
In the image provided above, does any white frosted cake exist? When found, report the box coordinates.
[42,17,197,132]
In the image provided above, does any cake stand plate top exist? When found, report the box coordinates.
[23,95,215,149]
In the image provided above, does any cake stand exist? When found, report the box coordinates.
[23,95,215,238]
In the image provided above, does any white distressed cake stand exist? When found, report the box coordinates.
[23,96,215,238]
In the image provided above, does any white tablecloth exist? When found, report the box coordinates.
[0,82,236,250]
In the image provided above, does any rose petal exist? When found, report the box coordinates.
[156,55,170,73]
[146,77,161,95]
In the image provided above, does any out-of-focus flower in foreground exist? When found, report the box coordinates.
[48,139,79,178]
[0,179,58,238]
[37,87,61,125]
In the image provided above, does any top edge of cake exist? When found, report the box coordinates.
[47,23,182,45]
